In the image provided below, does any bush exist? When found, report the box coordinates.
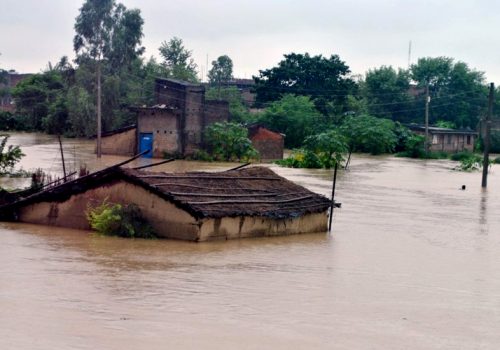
[0,135,25,174]
[395,134,425,158]
[86,200,156,239]
[277,129,348,169]
[339,114,397,155]
[493,156,500,164]
[455,153,483,171]
[204,122,259,161]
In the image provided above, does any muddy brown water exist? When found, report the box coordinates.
[1,132,500,349]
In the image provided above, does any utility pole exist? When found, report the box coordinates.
[481,82,494,188]
[407,40,412,69]
[96,60,102,158]
[425,83,430,154]
[57,135,67,181]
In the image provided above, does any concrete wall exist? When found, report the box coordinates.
[204,100,230,126]
[101,128,137,156]
[429,133,475,152]
[16,180,329,241]
[137,109,182,157]
[198,212,328,241]
[16,181,201,241]
[183,88,205,155]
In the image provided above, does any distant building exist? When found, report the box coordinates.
[407,124,477,152]
[248,124,284,161]
[101,78,230,158]
[0,71,32,112]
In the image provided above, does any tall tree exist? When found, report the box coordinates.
[364,66,412,122]
[208,55,233,92]
[159,37,198,82]
[254,53,356,114]
[411,57,486,128]
[74,0,144,156]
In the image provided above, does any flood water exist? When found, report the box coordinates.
[1,132,500,349]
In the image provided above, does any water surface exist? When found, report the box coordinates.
[1,133,500,349]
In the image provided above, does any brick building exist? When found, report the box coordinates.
[101,78,229,158]
[0,71,32,112]
[407,124,477,152]
[248,124,284,161]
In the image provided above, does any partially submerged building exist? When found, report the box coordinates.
[100,78,230,158]
[407,124,477,152]
[248,124,284,161]
[0,166,332,241]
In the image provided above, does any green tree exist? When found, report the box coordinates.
[205,86,252,123]
[74,0,144,147]
[258,94,322,148]
[159,37,198,82]
[12,71,65,131]
[339,115,397,155]
[303,130,348,168]
[204,122,258,161]
[0,135,25,174]
[364,66,412,121]
[410,57,485,128]
[254,52,356,114]
[208,55,233,94]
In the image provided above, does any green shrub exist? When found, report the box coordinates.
[204,122,259,161]
[450,151,474,161]
[493,156,500,164]
[455,153,483,171]
[0,135,25,174]
[86,200,156,239]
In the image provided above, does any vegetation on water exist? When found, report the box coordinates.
[86,200,156,239]
[0,135,24,175]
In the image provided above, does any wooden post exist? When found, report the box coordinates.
[57,135,67,181]
[482,82,494,188]
[96,60,102,158]
[328,162,339,232]
[425,83,430,154]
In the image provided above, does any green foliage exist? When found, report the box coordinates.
[254,52,356,114]
[74,0,144,66]
[204,122,258,161]
[455,153,483,171]
[364,66,412,121]
[396,134,426,158]
[410,57,486,128]
[277,129,348,169]
[159,37,198,82]
[435,120,456,129]
[303,130,348,168]
[205,86,254,123]
[86,200,155,238]
[339,115,397,154]
[258,94,321,148]
[0,135,25,174]
[208,55,233,87]
[493,156,500,164]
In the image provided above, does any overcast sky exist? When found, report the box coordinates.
[1,0,499,83]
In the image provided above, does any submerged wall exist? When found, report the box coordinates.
[101,128,137,156]
[15,181,329,241]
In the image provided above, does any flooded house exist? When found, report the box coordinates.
[248,124,284,161]
[99,78,229,158]
[0,165,332,241]
[407,124,477,152]
[100,78,284,161]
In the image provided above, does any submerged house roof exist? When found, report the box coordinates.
[406,124,478,135]
[1,166,331,220]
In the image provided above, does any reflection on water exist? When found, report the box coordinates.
[2,133,500,349]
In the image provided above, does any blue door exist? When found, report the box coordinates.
[139,133,153,158]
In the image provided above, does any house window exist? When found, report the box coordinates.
[447,135,452,144]
[467,135,471,145]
